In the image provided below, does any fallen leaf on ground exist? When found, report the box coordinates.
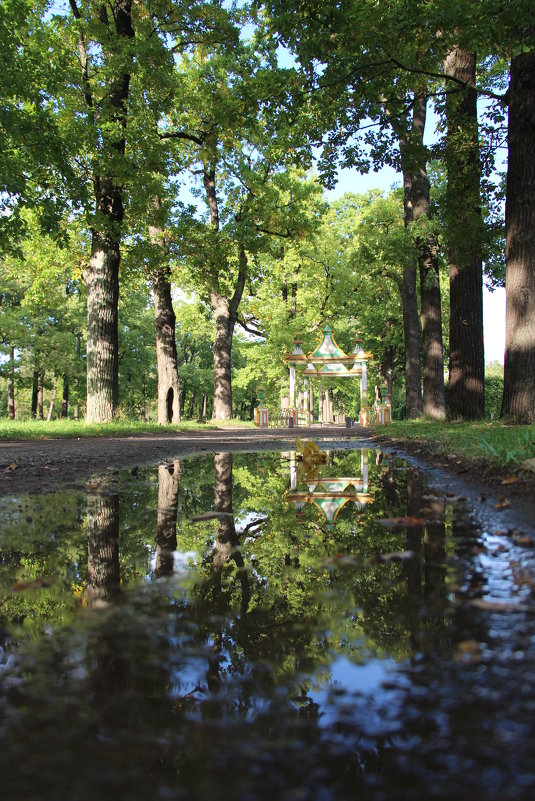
[501,475,518,485]
[520,458,535,474]
[378,517,425,527]
[3,463,17,472]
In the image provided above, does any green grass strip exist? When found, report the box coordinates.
[384,419,535,470]
[0,418,254,441]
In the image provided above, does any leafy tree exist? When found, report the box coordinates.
[0,212,86,419]
[164,33,318,419]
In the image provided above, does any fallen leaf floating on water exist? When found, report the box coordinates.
[495,498,511,510]
[378,517,425,528]
[13,577,54,591]
[295,437,326,465]
[501,475,518,485]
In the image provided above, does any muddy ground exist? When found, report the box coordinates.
[1,424,534,533]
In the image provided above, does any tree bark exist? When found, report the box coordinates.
[502,45,535,422]
[400,159,424,419]
[76,1,135,423]
[402,94,445,419]
[7,347,15,419]
[203,162,248,420]
[212,291,235,419]
[85,479,120,603]
[62,374,69,418]
[444,47,485,419]
[153,267,181,424]
[85,231,120,422]
[37,372,44,420]
[155,461,180,577]
[31,369,38,419]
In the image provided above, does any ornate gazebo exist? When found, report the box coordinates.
[284,323,372,426]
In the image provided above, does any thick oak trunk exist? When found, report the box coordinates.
[403,95,445,419]
[85,480,120,603]
[155,461,180,577]
[77,1,134,423]
[85,231,120,423]
[413,107,445,419]
[212,291,234,420]
[445,47,485,419]
[502,46,535,422]
[153,268,180,424]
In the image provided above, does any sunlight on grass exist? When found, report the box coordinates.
[0,418,254,441]
[386,420,535,469]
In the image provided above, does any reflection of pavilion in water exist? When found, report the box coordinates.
[285,449,373,529]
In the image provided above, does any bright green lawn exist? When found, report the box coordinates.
[384,419,535,470]
[0,418,254,441]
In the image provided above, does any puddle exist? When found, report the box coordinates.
[1,444,535,800]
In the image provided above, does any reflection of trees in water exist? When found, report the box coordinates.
[155,461,180,577]
[84,478,120,604]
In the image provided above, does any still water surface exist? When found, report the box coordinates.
[1,445,535,800]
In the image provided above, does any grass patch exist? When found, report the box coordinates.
[0,418,255,441]
[383,419,535,470]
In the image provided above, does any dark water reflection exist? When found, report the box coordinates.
[1,445,535,800]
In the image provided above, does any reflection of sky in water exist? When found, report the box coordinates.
[150,549,197,575]
[310,657,409,733]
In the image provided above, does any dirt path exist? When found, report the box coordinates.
[1,424,534,535]
[0,425,366,494]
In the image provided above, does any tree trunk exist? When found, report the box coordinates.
[37,373,44,420]
[188,391,196,419]
[77,1,135,424]
[502,46,535,422]
[203,162,248,421]
[444,47,485,419]
[85,479,120,603]
[153,268,180,424]
[31,369,39,419]
[212,291,234,420]
[155,461,180,577]
[46,388,56,421]
[62,374,69,418]
[381,346,394,405]
[84,230,120,423]
[400,164,424,419]
[7,347,15,419]
[404,94,445,419]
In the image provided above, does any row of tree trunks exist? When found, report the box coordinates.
[444,47,485,420]
[502,45,535,423]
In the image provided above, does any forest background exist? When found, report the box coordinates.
[1,0,534,426]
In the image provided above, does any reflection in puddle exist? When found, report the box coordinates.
[1,444,535,800]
